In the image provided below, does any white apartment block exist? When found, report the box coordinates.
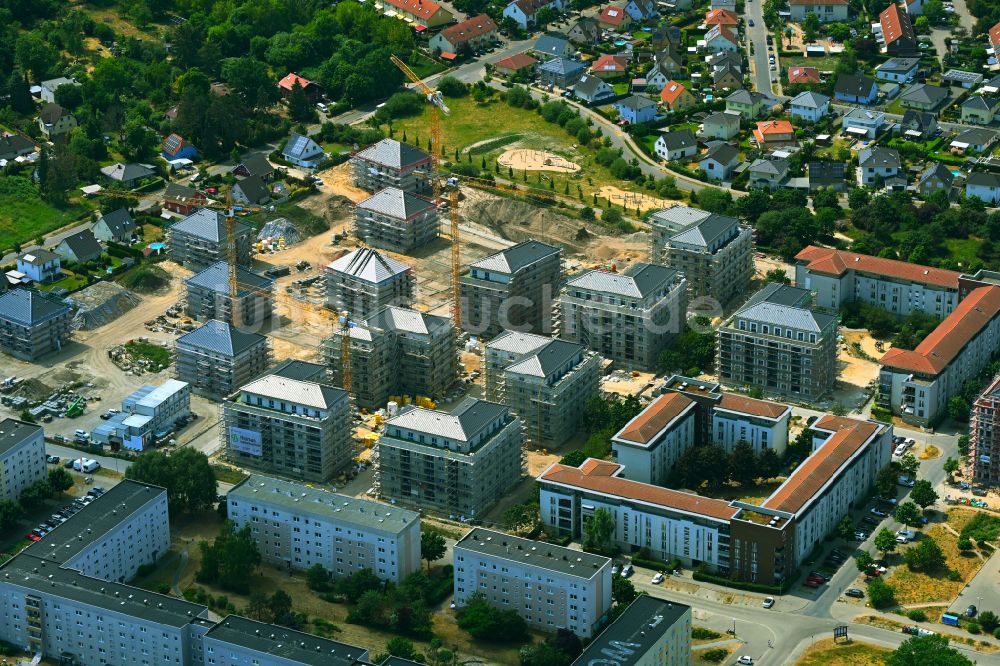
[227,474,421,583]
[711,394,791,455]
[453,528,612,638]
[572,596,692,666]
[0,419,46,502]
[611,392,696,486]
[203,615,369,666]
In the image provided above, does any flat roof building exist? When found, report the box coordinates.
[0,419,46,502]
[354,187,439,254]
[176,319,271,400]
[571,596,692,666]
[184,261,275,327]
[0,289,72,361]
[167,209,253,271]
[325,247,415,320]
[203,615,369,666]
[94,379,191,451]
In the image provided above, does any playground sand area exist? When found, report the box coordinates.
[598,186,680,212]
[498,148,581,173]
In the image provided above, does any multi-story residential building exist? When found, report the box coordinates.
[879,286,1000,425]
[789,91,831,123]
[712,394,792,454]
[858,146,902,186]
[223,371,352,483]
[611,392,696,485]
[652,207,754,309]
[842,108,886,139]
[354,187,439,254]
[376,398,524,519]
[794,245,961,317]
[184,261,275,326]
[0,290,72,361]
[460,240,562,339]
[789,0,849,21]
[167,209,253,271]
[227,474,420,581]
[428,14,497,55]
[453,528,612,638]
[970,374,1000,486]
[717,283,838,401]
[16,250,61,284]
[571,596,692,666]
[880,3,918,56]
[351,139,432,195]
[0,420,46,502]
[560,263,688,370]
[175,319,271,400]
[203,615,369,666]
[484,332,600,447]
[324,247,415,320]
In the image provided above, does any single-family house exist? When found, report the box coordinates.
[788,67,821,85]
[537,57,587,88]
[276,73,320,99]
[160,133,197,162]
[233,175,272,206]
[645,48,685,87]
[899,110,938,139]
[625,0,658,21]
[55,229,102,264]
[701,111,741,140]
[37,103,76,140]
[495,53,539,78]
[988,21,1000,59]
[615,95,658,124]
[659,80,697,111]
[808,161,848,191]
[429,14,498,56]
[842,107,886,139]
[16,250,61,284]
[533,34,574,59]
[899,83,948,111]
[942,69,983,89]
[788,0,849,22]
[962,95,1000,125]
[967,172,1000,204]
[282,132,325,168]
[233,154,275,182]
[39,77,79,104]
[567,17,601,45]
[655,129,698,161]
[858,146,901,186]
[905,0,924,15]
[748,158,790,189]
[591,54,629,78]
[834,73,878,105]
[704,8,738,25]
[503,0,561,30]
[951,128,998,154]
[704,24,739,52]
[572,75,615,104]
[381,0,454,28]
[598,6,632,30]
[650,25,682,50]
[0,134,36,161]
[789,91,830,122]
[163,183,207,216]
[92,208,137,244]
[753,120,797,149]
[699,143,739,180]
[880,4,917,56]
[712,66,743,90]
[100,163,155,189]
[875,57,920,82]
[916,163,954,197]
[707,51,742,72]
[725,89,767,119]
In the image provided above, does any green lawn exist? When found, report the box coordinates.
[780,55,841,71]
[0,177,96,255]
[406,51,448,79]
[943,237,980,267]
[38,272,89,293]
[613,82,631,95]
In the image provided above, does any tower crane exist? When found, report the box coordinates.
[199,191,263,329]
[389,55,463,329]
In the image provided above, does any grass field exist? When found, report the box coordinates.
[124,340,173,369]
[38,272,89,293]
[795,638,890,666]
[0,177,96,255]
[406,51,449,79]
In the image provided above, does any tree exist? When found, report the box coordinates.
[306,564,331,591]
[421,529,446,569]
[874,527,897,556]
[8,71,33,114]
[196,521,261,594]
[978,611,999,633]
[909,480,938,509]
[886,635,973,666]
[502,503,539,535]
[948,395,971,422]
[15,33,58,80]
[612,574,636,605]
[899,453,920,478]
[126,449,217,514]
[867,577,896,609]
[287,79,315,123]
[19,479,52,509]
[802,12,821,42]
[759,449,781,480]
[894,501,921,527]
[437,76,467,98]
[0,499,23,532]
[836,515,854,540]
[943,457,960,479]
[729,441,759,485]
[602,208,623,226]
[221,57,276,108]
[922,0,946,23]
[854,550,874,573]
[559,449,587,467]
[375,637,423,664]
[583,508,615,552]
[765,268,791,284]
[958,435,970,458]
[457,592,528,642]
[48,467,74,493]
[246,591,273,622]
[269,590,294,625]
[520,642,574,666]
[904,537,944,572]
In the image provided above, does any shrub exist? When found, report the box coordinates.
[692,627,721,640]
[993,627,1000,640]
[948,569,962,582]
[907,610,927,622]
[968,622,981,634]
[702,648,728,663]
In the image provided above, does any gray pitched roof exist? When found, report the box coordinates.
[234,174,270,203]
[650,205,712,231]
[18,249,60,266]
[355,138,430,169]
[235,153,274,178]
[900,83,948,106]
[0,289,69,325]
[470,239,560,274]
[283,132,323,160]
[567,262,678,298]
[726,89,766,105]
[963,95,998,111]
[712,65,741,84]
[534,34,569,56]
[669,212,738,249]
[184,261,274,297]
[858,146,901,168]
[99,162,154,182]
[703,111,741,127]
[735,283,834,332]
[749,157,789,175]
[901,109,936,130]
[0,133,35,158]
[170,209,251,242]
[505,338,585,378]
[954,128,998,146]
[39,103,69,124]
[60,229,102,259]
[919,162,954,188]
[366,305,451,336]
[573,74,611,97]
[658,128,696,151]
[177,319,267,356]
[239,375,346,410]
[327,247,412,283]
[537,58,586,75]
[164,182,201,200]
[701,143,738,165]
[357,187,436,219]
[617,95,657,112]
[387,397,508,442]
[97,208,136,237]
[486,330,553,356]
[835,73,876,97]
[968,172,1000,187]
[790,91,830,108]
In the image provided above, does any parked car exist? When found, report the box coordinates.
[803,579,820,588]
[854,531,869,541]
[896,535,909,544]
[845,588,865,598]
[870,508,887,517]
[762,597,775,608]
[967,605,977,618]
[897,529,915,540]
[898,476,916,487]
[63,458,76,469]
[877,496,898,506]
[651,573,664,584]
[749,18,754,26]
[809,571,831,581]
[737,657,754,665]
[45,455,59,464]
[621,563,633,578]
[25,533,41,542]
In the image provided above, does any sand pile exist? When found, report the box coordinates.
[68,281,142,330]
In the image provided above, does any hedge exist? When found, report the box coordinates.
[132,177,165,194]
[632,557,681,572]
[693,569,800,594]
[107,242,144,259]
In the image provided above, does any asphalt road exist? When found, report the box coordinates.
[744,0,775,95]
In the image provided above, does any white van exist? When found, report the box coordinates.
[72,458,101,473]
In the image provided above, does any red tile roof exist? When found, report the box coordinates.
[788,66,820,84]
[707,25,738,45]
[763,416,884,514]
[717,394,791,420]
[659,80,689,104]
[880,3,914,48]
[591,54,628,73]
[614,393,693,445]
[599,5,628,26]
[754,119,794,135]
[990,21,1000,50]
[277,73,315,92]
[439,14,497,45]
[794,245,961,289]
[880,285,1000,375]
[705,8,738,24]
[384,0,444,20]
[580,458,621,476]
[495,52,538,71]
[540,459,740,520]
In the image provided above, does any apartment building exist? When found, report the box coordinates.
[167,209,253,271]
[879,285,1000,425]
[0,289,72,361]
[560,263,688,370]
[610,392,696,485]
[202,616,369,666]
[712,393,791,454]
[460,240,562,339]
[794,245,961,317]
[184,261,275,326]
[325,247,415,320]
[453,528,612,638]
[376,398,524,519]
[223,372,352,483]
[228,474,420,582]
[93,379,191,451]
[354,187,439,253]
[970,374,1000,485]
[651,206,754,309]
[324,306,458,410]
[484,332,601,447]
[0,420,46,502]
[350,138,432,195]
[176,319,271,400]
[717,283,838,401]
[571,596,692,666]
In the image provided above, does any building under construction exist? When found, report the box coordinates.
[484,331,601,448]
[375,397,524,520]
[166,209,253,271]
[323,306,458,411]
[0,289,72,361]
[324,247,415,320]
[354,187,439,254]
[350,138,433,195]
[184,261,275,326]
[175,319,271,400]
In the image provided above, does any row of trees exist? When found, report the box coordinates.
[669,442,783,490]
[125,448,217,514]
[0,467,75,534]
